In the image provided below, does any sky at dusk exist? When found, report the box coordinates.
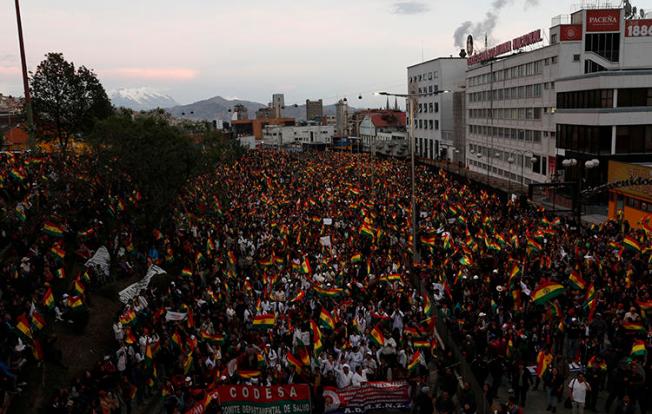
[2,0,576,108]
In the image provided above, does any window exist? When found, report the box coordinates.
[585,32,621,62]
[435,102,439,113]
[551,56,558,64]
[616,125,652,153]
[617,88,652,107]
[573,54,581,62]
[429,120,433,129]
[429,103,433,112]
[551,34,558,44]
[435,120,439,130]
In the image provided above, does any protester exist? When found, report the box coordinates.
[1,149,651,414]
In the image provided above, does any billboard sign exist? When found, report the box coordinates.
[586,9,620,32]
[559,24,583,41]
[467,30,542,65]
[625,19,652,37]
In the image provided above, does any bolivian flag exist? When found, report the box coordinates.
[238,369,261,379]
[423,295,433,316]
[631,340,647,356]
[351,253,363,263]
[360,223,375,238]
[509,263,521,283]
[311,320,323,355]
[531,282,565,305]
[568,270,586,290]
[200,330,225,344]
[301,257,312,274]
[369,325,385,346]
[413,339,430,349]
[73,278,85,295]
[314,286,342,298]
[15,206,27,222]
[637,299,652,312]
[527,238,542,252]
[253,313,275,329]
[43,222,65,238]
[181,267,192,277]
[408,351,421,371]
[68,296,83,309]
[535,351,553,377]
[56,267,66,279]
[289,290,306,303]
[420,235,436,247]
[623,235,641,252]
[319,308,335,330]
[459,256,473,267]
[286,352,303,373]
[623,321,645,332]
[16,314,33,339]
[51,244,66,261]
[119,308,136,325]
[43,287,55,309]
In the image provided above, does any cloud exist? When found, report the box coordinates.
[391,1,430,15]
[101,67,199,81]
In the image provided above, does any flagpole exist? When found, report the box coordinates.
[14,0,34,145]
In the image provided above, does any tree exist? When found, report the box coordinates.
[31,53,112,151]
[89,114,239,228]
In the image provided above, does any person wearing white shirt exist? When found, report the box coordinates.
[351,366,368,386]
[568,373,591,414]
[348,346,364,370]
[334,364,354,388]
[349,333,361,348]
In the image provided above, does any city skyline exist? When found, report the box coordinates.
[3,0,574,107]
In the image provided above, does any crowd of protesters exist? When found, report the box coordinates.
[0,149,650,414]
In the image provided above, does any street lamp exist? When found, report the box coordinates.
[507,157,515,192]
[375,89,450,272]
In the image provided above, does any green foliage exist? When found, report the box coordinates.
[31,52,112,150]
[88,114,241,227]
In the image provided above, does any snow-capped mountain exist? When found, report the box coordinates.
[109,87,179,111]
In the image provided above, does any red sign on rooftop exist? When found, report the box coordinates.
[586,9,620,32]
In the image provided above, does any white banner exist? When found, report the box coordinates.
[323,218,333,225]
[165,311,187,321]
[118,265,166,304]
[85,246,111,277]
[320,236,332,247]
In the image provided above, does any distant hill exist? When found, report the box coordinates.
[167,96,356,122]
[109,88,178,111]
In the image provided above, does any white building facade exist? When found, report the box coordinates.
[262,125,335,147]
[407,58,467,161]
[465,7,652,187]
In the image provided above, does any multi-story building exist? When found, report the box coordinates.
[465,7,652,188]
[272,94,284,118]
[306,99,323,122]
[407,57,467,161]
[358,110,407,148]
[262,124,335,147]
[335,99,349,137]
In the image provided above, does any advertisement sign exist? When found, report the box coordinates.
[468,29,542,65]
[625,19,652,37]
[559,24,583,41]
[217,384,311,414]
[586,9,620,32]
[324,381,411,413]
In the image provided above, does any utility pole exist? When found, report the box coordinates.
[15,0,34,145]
